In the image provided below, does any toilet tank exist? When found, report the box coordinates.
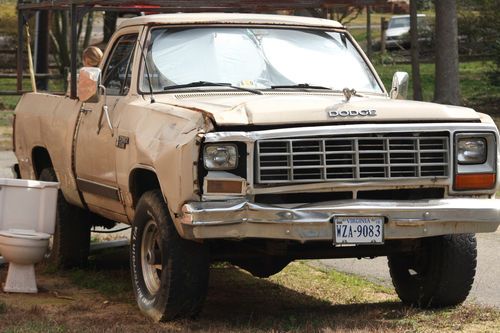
[0,179,59,234]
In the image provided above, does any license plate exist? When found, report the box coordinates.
[333,216,384,244]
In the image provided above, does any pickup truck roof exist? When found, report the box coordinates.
[118,12,345,29]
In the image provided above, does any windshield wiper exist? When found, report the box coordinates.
[164,81,262,95]
[270,83,333,90]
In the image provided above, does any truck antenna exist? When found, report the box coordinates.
[137,38,155,104]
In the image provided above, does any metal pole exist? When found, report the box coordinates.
[366,5,372,60]
[17,10,24,93]
[70,4,78,99]
[34,7,50,91]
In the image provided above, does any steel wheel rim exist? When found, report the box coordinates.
[141,219,162,295]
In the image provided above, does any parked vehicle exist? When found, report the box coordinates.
[13,13,500,321]
[385,14,430,49]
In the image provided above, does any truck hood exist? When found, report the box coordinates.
[386,27,410,38]
[154,93,481,126]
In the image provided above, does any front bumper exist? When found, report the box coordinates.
[180,198,500,242]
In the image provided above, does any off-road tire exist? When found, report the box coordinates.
[39,168,90,268]
[130,190,209,322]
[388,234,477,308]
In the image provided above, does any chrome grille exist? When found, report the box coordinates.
[256,133,449,184]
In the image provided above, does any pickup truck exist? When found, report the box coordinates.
[13,13,500,321]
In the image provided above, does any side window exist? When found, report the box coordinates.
[102,34,138,96]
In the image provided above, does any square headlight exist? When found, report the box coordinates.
[457,137,487,165]
[203,144,238,170]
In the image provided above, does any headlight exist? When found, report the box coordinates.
[457,138,487,164]
[203,144,238,170]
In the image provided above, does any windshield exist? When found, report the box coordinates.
[388,16,427,29]
[388,17,410,29]
[141,27,383,94]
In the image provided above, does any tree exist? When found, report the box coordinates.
[434,0,460,105]
[409,0,423,100]
[50,11,94,77]
[457,0,500,85]
[103,11,118,43]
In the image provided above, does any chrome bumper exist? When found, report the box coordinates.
[180,199,500,242]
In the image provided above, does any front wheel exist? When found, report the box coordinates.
[130,190,209,321]
[388,234,477,308]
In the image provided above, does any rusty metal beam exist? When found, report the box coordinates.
[18,0,387,12]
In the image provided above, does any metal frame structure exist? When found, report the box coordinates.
[16,0,385,99]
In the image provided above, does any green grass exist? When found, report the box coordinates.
[4,321,67,333]
[0,1,17,36]
[68,269,133,302]
[0,78,65,110]
[66,248,133,302]
[373,60,500,112]
[0,301,7,314]
[0,110,13,127]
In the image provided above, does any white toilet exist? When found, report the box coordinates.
[0,178,58,293]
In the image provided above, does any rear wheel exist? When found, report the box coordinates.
[130,190,209,321]
[388,234,477,308]
[39,168,90,268]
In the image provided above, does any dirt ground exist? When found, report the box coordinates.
[1,247,499,333]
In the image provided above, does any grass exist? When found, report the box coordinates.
[1,250,500,332]
[0,1,17,37]
[0,110,13,150]
[0,78,65,110]
[0,300,7,314]
[373,60,500,113]
[4,321,67,333]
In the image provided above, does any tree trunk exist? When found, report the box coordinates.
[410,0,423,101]
[366,5,372,60]
[434,0,460,105]
[103,11,118,44]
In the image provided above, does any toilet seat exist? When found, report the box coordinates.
[0,229,50,240]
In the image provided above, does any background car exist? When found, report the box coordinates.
[385,14,430,49]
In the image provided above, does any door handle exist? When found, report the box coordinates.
[96,85,114,136]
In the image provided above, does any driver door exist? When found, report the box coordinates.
[75,32,138,220]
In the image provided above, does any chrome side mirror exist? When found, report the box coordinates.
[390,71,409,100]
[78,67,101,103]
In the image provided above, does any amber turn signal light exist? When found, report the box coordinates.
[206,180,243,194]
[454,173,496,190]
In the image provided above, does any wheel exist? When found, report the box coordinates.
[39,168,90,268]
[233,257,290,278]
[130,190,209,321]
[388,234,477,308]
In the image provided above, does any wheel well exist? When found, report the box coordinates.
[130,168,161,208]
[32,146,53,179]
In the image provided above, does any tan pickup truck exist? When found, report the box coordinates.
[13,13,500,321]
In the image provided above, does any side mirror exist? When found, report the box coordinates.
[390,71,409,100]
[78,67,101,103]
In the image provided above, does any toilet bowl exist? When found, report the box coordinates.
[0,178,58,293]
